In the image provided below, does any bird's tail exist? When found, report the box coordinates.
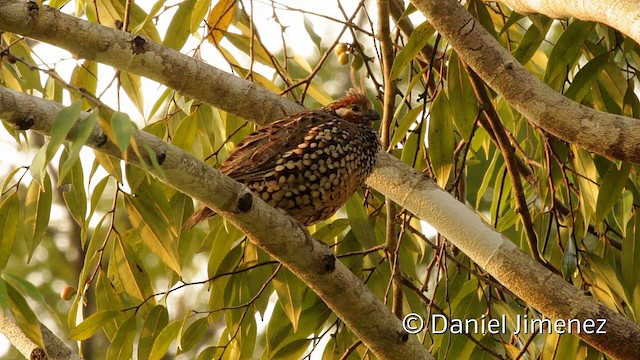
[183,206,217,229]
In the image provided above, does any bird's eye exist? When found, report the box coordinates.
[350,104,361,112]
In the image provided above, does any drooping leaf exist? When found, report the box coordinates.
[111,234,156,314]
[106,315,137,360]
[595,162,632,225]
[6,282,44,348]
[110,111,136,155]
[163,0,197,50]
[447,52,478,140]
[23,174,52,262]
[178,317,209,353]
[429,91,454,187]
[0,192,20,270]
[206,0,236,44]
[139,305,169,360]
[544,21,596,90]
[120,72,145,116]
[390,22,434,80]
[31,100,82,186]
[60,110,98,183]
[273,269,304,332]
[149,320,182,360]
[124,182,181,274]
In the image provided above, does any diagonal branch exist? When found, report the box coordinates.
[485,0,640,46]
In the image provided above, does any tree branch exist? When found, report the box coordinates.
[0,311,80,360]
[486,0,640,46]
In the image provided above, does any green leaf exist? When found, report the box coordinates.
[512,16,552,64]
[70,310,120,340]
[429,91,454,187]
[345,192,377,248]
[273,269,304,332]
[447,52,478,139]
[59,110,98,183]
[94,0,161,42]
[94,272,124,338]
[30,100,82,185]
[106,315,137,360]
[622,213,640,290]
[303,15,322,54]
[70,60,98,105]
[0,278,7,310]
[121,71,145,116]
[163,0,196,50]
[149,320,182,360]
[179,317,209,353]
[0,192,20,270]
[172,113,198,151]
[390,22,434,79]
[564,52,610,102]
[595,163,632,225]
[389,107,422,149]
[6,283,44,348]
[112,236,156,313]
[124,181,181,274]
[544,21,595,90]
[139,305,169,360]
[110,111,136,155]
[23,175,52,262]
[59,150,87,227]
[562,239,578,279]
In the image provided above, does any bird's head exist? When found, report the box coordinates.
[324,88,380,127]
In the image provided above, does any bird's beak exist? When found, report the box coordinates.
[365,109,380,121]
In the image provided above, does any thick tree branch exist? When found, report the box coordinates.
[0,311,80,360]
[367,154,640,359]
[410,0,640,164]
[0,86,432,360]
[486,0,640,46]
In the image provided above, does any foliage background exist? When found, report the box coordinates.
[0,0,638,359]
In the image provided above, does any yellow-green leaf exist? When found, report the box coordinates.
[6,283,44,348]
[60,110,98,183]
[163,0,196,50]
[149,320,182,360]
[120,72,145,116]
[31,100,82,186]
[0,192,20,270]
[106,315,137,360]
[110,111,136,155]
[23,174,52,262]
[429,91,454,187]
[70,310,120,340]
[124,184,181,274]
[139,305,169,360]
[595,163,632,225]
[390,22,434,79]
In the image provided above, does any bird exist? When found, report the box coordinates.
[184,88,381,228]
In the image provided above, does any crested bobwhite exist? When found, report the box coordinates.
[184,88,381,228]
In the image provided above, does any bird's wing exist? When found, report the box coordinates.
[219,110,335,181]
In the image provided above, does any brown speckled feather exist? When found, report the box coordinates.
[218,110,333,182]
[184,88,380,228]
